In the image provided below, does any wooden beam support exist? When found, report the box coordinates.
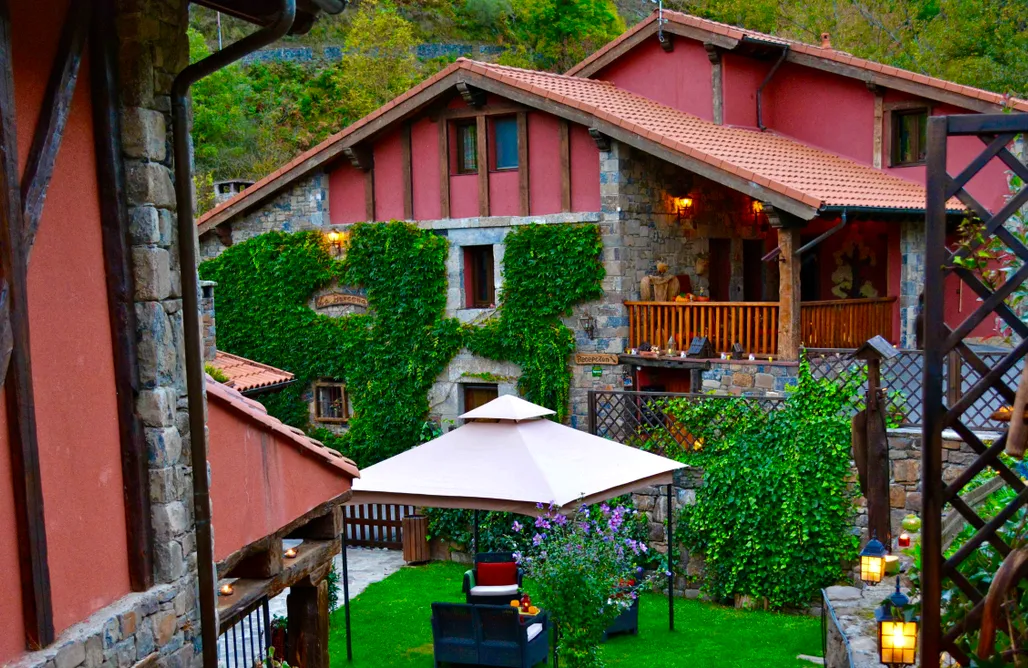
[456,81,486,108]
[659,32,674,52]
[775,221,802,360]
[431,103,528,121]
[559,119,571,213]
[705,43,724,125]
[588,128,611,152]
[363,168,375,222]
[476,114,488,217]
[21,0,89,254]
[872,89,884,169]
[286,579,330,668]
[90,0,152,593]
[517,111,529,216]
[342,145,373,171]
[0,0,53,648]
[228,537,283,579]
[289,507,342,540]
[438,119,450,218]
[400,123,413,219]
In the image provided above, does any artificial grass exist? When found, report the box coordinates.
[328,561,823,668]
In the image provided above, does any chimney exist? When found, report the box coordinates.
[200,280,217,362]
[820,32,832,49]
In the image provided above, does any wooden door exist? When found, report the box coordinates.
[708,238,731,301]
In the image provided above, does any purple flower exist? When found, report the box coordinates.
[535,517,551,530]
[636,566,644,574]
[665,570,672,577]
[512,521,523,533]
[532,533,545,547]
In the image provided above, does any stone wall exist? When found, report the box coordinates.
[13,1,204,667]
[898,219,924,349]
[700,360,797,396]
[199,171,329,260]
[200,281,216,362]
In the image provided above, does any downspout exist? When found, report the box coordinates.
[757,45,789,131]
[170,3,296,666]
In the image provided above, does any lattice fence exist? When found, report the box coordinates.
[587,390,783,454]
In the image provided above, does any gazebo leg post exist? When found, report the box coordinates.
[667,483,674,632]
[342,511,353,662]
[473,509,480,555]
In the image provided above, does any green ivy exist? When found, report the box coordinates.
[199,221,604,470]
[468,223,605,422]
[669,359,860,609]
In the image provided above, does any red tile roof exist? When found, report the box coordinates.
[567,9,1028,114]
[207,377,359,478]
[209,350,295,393]
[198,53,964,228]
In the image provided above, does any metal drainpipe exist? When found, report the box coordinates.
[757,45,789,131]
[170,3,296,666]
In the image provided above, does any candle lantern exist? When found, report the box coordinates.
[284,547,298,558]
[859,534,887,586]
[876,577,919,666]
[218,582,234,597]
[897,533,911,549]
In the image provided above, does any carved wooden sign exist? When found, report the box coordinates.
[315,292,368,310]
[574,353,620,365]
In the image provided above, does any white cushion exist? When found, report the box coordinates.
[526,623,543,642]
[469,584,519,597]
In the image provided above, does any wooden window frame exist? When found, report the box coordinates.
[462,383,499,414]
[887,105,929,167]
[489,115,519,172]
[313,381,349,424]
[454,120,478,175]
[464,245,495,309]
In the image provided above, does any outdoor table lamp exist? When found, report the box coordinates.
[859,534,887,586]
[876,577,918,666]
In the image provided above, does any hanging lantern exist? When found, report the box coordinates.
[876,577,919,666]
[859,534,887,586]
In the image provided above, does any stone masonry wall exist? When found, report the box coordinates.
[898,219,924,349]
[200,281,216,363]
[15,2,203,667]
[700,360,797,396]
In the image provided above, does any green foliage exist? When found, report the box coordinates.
[670,360,859,609]
[204,363,228,383]
[468,223,605,422]
[199,224,464,467]
[504,0,625,71]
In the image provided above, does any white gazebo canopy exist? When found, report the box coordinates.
[349,395,687,516]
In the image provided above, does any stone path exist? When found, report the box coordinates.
[218,546,407,667]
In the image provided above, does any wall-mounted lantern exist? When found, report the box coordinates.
[876,577,919,666]
[578,312,596,339]
[674,196,694,221]
[325,229,350,256]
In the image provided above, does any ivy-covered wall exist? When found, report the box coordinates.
[199,220,605,466]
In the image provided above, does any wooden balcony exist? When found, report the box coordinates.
[625,297,896,354]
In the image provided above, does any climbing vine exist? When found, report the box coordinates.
[469,223,605,422]
[200,221,605,469]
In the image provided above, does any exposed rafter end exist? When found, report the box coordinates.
[659,32,674,53]
[704,42,720,64]
[866,81,883,94]
[764,203,807,230]
[588,128,611,152]
[342,145,373,171]
[456,81,486,108]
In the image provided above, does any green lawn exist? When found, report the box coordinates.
[328,561,823,668]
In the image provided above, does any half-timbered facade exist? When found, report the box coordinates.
[196,10,1025,428]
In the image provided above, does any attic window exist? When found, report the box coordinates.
[313,381,348,423]
[455,121,478,174]
[891,109,928,166]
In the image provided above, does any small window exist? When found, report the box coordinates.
[455,121,478,174]
[313,381,348,423]
[491,116,518,170]
[463,383,498,413]
[891,109,928,166]
[464,245,495,308]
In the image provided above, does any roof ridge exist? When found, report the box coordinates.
[474,59,614,85]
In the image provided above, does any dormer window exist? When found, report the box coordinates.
[890,109,928,166]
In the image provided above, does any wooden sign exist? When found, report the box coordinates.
[574,353,619,365]
[316,292,368,309]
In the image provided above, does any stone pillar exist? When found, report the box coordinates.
[898,219,925,349]
[200,280,216,362]
[286,580,330,668]
[776,224,802,360]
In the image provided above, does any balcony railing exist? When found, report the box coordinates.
[625,297,896,354]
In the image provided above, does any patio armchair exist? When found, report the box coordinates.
[462,552,524,606]
[431,603,549,668]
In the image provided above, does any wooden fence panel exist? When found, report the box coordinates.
[344,504,414,549]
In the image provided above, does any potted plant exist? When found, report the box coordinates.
[514,503,652,668]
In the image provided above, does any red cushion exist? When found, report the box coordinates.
[477,562,517,586]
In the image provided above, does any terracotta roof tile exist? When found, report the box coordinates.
[209,350,295,393]
[207,378,359,478]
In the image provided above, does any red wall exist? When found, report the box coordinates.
[329,163,366,225]
[0,400,23,663]
[722,53,769,128]
[207,398,353,562]
[411,118,441,220]
[450,173,478,218]
[372,130,404,221]
[4,0,131,649]
[489,170,520,216]
[528,113,563,215]
[596,38,714,121]
[570,125,601,212]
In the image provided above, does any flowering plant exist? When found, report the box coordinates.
[513,502,652,668]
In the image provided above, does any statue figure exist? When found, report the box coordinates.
[640,262,681,302]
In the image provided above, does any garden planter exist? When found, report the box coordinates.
[602,598,639,640]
